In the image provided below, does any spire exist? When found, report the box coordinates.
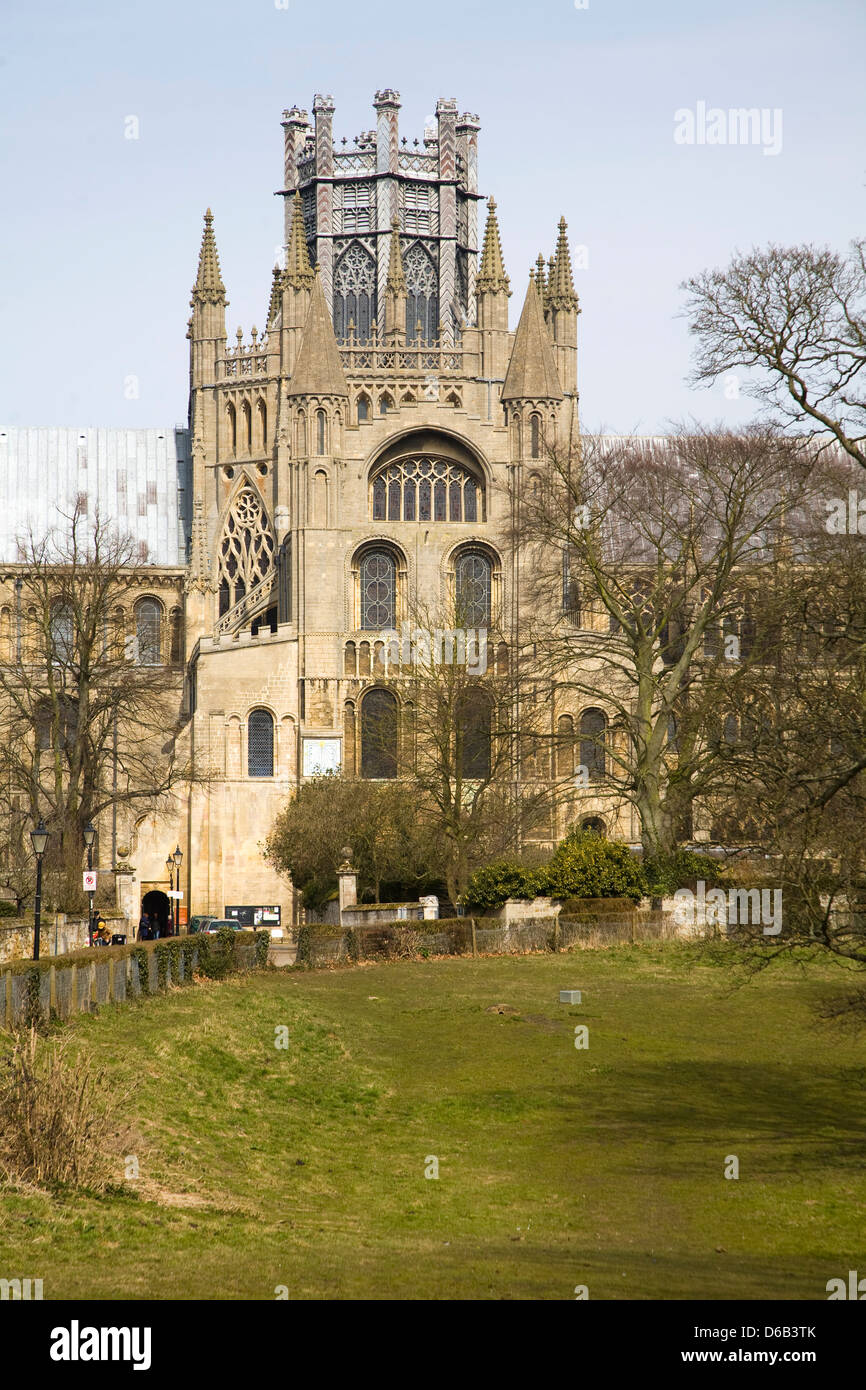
[267,264,282,327]
[476,197,510,295]
[535,253,547,307]
[284,191,315,289]
[192,208,225,302]
[384,218,408,344]
[501,273,563,402]
[287,270,348,397]
[385,217,407,293]
[548,216,579,311]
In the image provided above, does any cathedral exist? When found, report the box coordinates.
[1,91,630,930]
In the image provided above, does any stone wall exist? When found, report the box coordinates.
[290,906,694,969]
[0,916,103,966]
[0,933,263,1031]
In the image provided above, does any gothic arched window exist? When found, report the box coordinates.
[458,689,492,780]
[316,409,326,455]
[455,551,492,628]
[361,688,398,779]
[530,414,541,459]
[360,551,396,630]
[0,606,11,662]
[248,708,274,777]
[49,604,74,666]
[169,607,183,664]
[404,244,438,344]
[369,456,485,523]
[334,242,376,343]
[562,548,581,623]
[217,486,276,617]
[556,714,575,777]
[579,707,607,781]
[135,598,162,665]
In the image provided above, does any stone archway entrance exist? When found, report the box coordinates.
[142,889,170,937]
[580,817,607,837]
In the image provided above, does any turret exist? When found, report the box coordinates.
[502,272,563,460]
[188,209,227,389]
[287,270,349,471]
[280,191,316,378]
[474,197,511,383]
[546,216,580,395]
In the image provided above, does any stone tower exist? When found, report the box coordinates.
[278,91,482,343]
[174,91,595,922]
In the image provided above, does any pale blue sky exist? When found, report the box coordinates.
[1,0,863,432]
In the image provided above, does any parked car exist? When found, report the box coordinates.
[201,918,245,934]
[188,915,217,935]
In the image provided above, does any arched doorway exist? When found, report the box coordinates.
[142,889,169,937]
[580,817,607,837]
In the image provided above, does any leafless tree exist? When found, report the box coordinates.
[682,241,866,469]
[0,502,196,911]
[509,425,825,858]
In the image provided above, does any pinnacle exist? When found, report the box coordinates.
[501,273,563,402]
[386,217,407,294]
[192,207,225,301]
[284,191,315,288]
[548,215,579,311]
[267,263,282,326]
[535,253,547,304]
[287,269,348,398]
[476,196,511,296]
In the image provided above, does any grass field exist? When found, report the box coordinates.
[2,942,865,1300]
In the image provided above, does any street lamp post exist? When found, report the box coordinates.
[29,821,49,961]
[166,855,175,936]
[173,844,183,935]
[83,822,96,947]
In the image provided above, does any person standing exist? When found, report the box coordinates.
[137,911,151,942]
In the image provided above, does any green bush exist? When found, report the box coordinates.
[130,946,150,997]
[295,925,312,969]
[197,926,236,980]
[541,831,648,903]
[0,900,17,918]
[642,849,722,897]
[462,861,543,912]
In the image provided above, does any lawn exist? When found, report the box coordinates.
[2,942,865,1300]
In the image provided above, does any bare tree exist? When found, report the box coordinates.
[0,502,194,911]
[682,241,866,469]
[0,791,35,913]
[701,527,866,964]
[358,591,560,905]
[510,425,824,858]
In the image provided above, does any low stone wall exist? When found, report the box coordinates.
[289,907,695,970]
[0,931,266,1031]
[558,909,684,947]
[0,916,110,965]
[341,902,426,926]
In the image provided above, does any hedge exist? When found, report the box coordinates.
[0,930,273,1031]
